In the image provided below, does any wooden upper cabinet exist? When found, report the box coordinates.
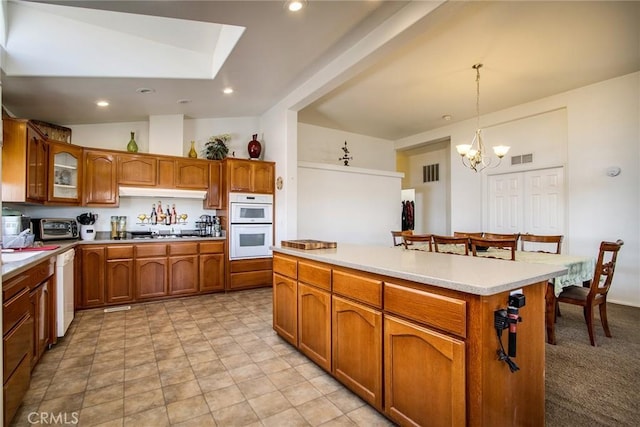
[175,159,209,189]
[84,150,119,206]
[117,154,157,186]
[226,158,275,194]
[204,161,223,209]
[157,159,175,188]
[47,141,83,205]
[1,118,48,203]
[252,161,275,194]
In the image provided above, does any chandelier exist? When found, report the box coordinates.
[455,64,510,172]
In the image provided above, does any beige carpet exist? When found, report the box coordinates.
[545,302,640,426]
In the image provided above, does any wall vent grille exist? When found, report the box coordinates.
[511,153,533,165]
[423,163,440,182]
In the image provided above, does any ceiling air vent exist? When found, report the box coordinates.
[423,163,440,183]
[511,153,533,165]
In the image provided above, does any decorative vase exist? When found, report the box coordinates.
[127,131,138,153]
[248,134,262,159]
[188,141,197,158]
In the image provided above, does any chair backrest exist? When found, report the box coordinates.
[391,230,413,246]
[453,231,483,239]
[432,235,469,255]
[520,233,563,254]
[483,232,520,242]
[402,234,432,252]
[589,240,624,299]
[469,237,517,260]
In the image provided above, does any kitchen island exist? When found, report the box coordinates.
[272,244,566,427]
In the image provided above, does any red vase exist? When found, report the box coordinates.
[248,134,262,159]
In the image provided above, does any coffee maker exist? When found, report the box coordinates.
[196,215,213,236]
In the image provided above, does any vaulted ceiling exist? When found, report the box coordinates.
[2,1,639,141]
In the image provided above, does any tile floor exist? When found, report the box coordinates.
[11,288,395,426]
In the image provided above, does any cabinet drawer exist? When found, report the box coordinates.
[169,242,198,256]
[333,270,382,308]
[273,254,297,279]
[28,258,55,287]
[135,244,167,258]
[107,245,134,259]
[298,260,331,291]
[3,287,30,333]
[3,314,32,383]
[229,270,272,289]
[384,282,467,338]
[230,258,273,273]
[200,241,224,254]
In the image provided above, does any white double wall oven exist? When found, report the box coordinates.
[229,193,273,260]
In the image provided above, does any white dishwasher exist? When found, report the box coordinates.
[56,249,75,337]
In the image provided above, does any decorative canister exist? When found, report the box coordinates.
[248,134,262,159]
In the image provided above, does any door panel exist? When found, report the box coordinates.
[488,167,564,249]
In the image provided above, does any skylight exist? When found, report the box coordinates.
[1,0,245,79]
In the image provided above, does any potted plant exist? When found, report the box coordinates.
[203,134,231,160]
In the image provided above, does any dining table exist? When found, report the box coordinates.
[405,243,595,344]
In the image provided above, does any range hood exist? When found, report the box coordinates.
[119,187,207,200]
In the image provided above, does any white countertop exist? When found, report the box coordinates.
[272,243,567,296]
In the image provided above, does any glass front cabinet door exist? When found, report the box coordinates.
[48,141,83,204]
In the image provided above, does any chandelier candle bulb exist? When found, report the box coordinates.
[493,145,511,158]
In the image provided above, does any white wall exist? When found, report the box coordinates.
[68,116,260,159]
[297,162,402,246]
[298,123,396,170]
[396,72,640,306]
[405,142,450,235]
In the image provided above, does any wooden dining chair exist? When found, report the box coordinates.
[391,230,413,246]
[402,234,432,252]
[469,237,517,260]
[453,231,483,238]
[483,232,520,242]
[556,240,624,346]
[520,233,563,254]
[432,235,469,255]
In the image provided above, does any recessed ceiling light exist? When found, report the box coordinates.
[442,114,452,121]
[177,99,192,104]
[223,87,234,94]
[96,100,109,107]
[287,1,305,12]
[136,88,155,94]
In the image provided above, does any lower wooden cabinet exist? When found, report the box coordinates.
[106,259,134,303]
[106,244,134,304]
[3,257,54,426]
[298,283,331,372]
[136,258,168,299]
[384,315,465,427]
[200,242,225,292]
[80,246,106,307]
[78,241,226,309]
[229,258,272,290]
[332,295,382,410]
[30,280,53,367]
[272,273,297,346]
[169,256,198,295]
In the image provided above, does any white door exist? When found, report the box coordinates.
[488,167,564,237]
[523,168,564,235]
[488,173,522,235]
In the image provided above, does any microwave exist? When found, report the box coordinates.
[31,218,79,241]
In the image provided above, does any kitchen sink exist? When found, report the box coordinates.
[2,251,43,263]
